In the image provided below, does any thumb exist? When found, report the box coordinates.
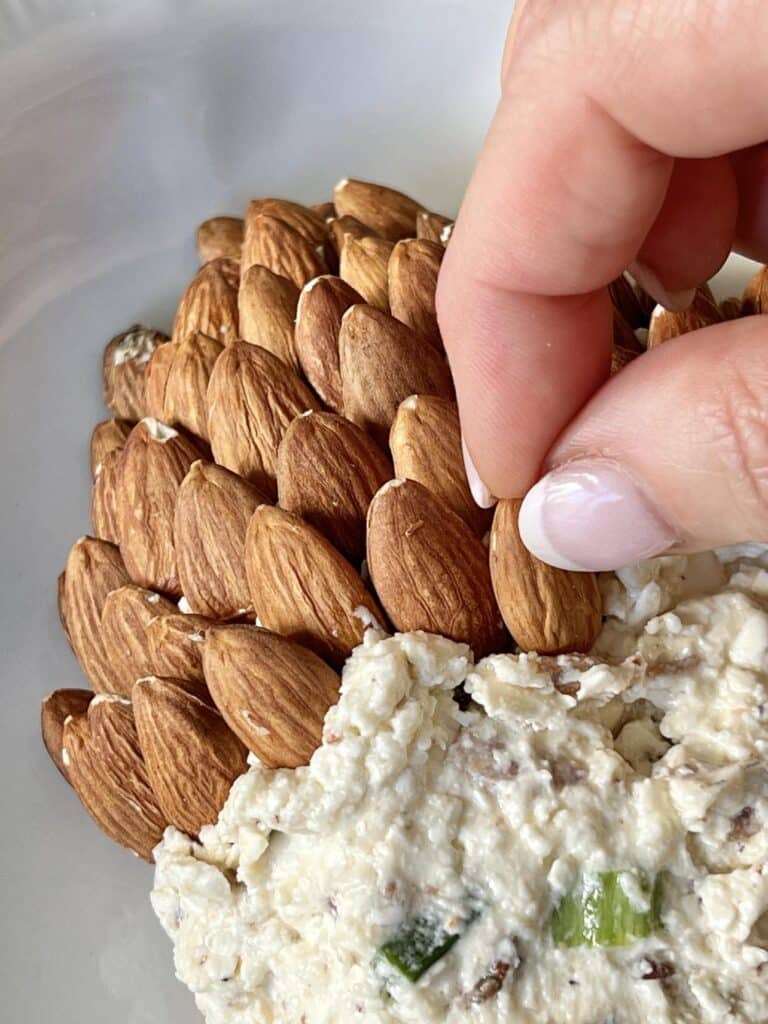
[518,314,768,571]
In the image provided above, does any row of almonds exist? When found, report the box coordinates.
[42,177,762,862]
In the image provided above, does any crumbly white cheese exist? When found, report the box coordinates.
[152,552,768,1023]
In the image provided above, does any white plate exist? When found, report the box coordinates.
[0,2,756,1021]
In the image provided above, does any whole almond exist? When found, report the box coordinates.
[174,460,268,619]
[742,265,768,315]
[339,234,394,311]
[144,341,178,421]
[245,505,384,667]
[196,216,244,263]
[295,275,362,413]
[608,274,647,330]
[133,677,247,835]
[647,286,723,349]
[367,479,503,657]
[63,696,167,861]
[203,625,341,768]
[41,688,93,781]
[311,201,336,220]
[277,411,392,561]
[388,238,443,349]
[416,210,453,244]
[389,395,491,536]
[242,213,327,287]
[207,341,320,495]
[328,214,374,257]
[163,331,224,442]
[91,448,122,545]
[102,325,168,421]
[116,419,202,596]
[489,498,602,654]
[339,304,453,447]
[238,264,300,370]
[100,584,177,695]
[63,536,131,693]
[172,257,240,345]
[147,612,213,684]
[334,178,423,241]
[90,418,132,479]
[245,198,327,248]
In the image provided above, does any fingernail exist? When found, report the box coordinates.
[629,261,696,313]
[461,438,498,509]
[518,459,678,571]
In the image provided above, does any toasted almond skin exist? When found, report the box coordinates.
[196,216,244,263]
[207,341,320,495]
[742,265,768,315]
[172,257,240,345]
[339,304,453,447]
[389,395,491,536]
[63,536,131,693]
[339,234,393,311]
[242,213,328,287]
[489,498,603,654]
[610,345,639,375]
[203,625,341,768]
[367,479,504,657]
[41,688,92,781]
[133,677,247,835]
[333,178,423,241]
[100,584,177,696]
[277,411,392,561]
[647,286,723,348]
[163,331,224,442]
[90,419,132,479]
[146,612,213,684]
[245,505,384,667]
[608,274,647,331]
[63,697,167,861]
[144,341,178,421]
[416,210,453,244]
[102,325,169,421]
[91,448,122,545]
[238,264,300,370]
[245,198,327,248]
[388,238,443,349]
[295,275,362,413]
[115,419,202,596]
[174,460,268,619]
[720,296,743,320]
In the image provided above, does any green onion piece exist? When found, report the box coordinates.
[377,913,461,982]
[551,870,663,948]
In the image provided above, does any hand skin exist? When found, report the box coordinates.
[437,0,768,571]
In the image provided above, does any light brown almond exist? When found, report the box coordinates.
[742,265,768,315]
[91,448,122,545]
[647,286,723,349]
[245,505,384,667]
[339,234,394,311]
[328,214,375,256]
[102,325,169,421]
[241,213,327,287]
[339,304,453,447]
[63,697,167,861]
[608,274,647,331]
[146,612,213,684]
[389,395,491,536]
[388,238,443,349]
[41,688,93,781]
[333,178,423,241]
[90,418,132,479]
[203,625,341,768]
[174,461,269,619]
[172,257,240,345]
[238,264,300,370]
[277,411,392,561]
[57,570,73,651]
[133,677,247,835]
[295,275,362,413]
[207,341,320,495]
[196,216,244,263]
[311,201,336,219]
[366,479,503,657]
[100,584,177,696]
[245,198,327,248]
[144,340,178,421]
[163,331,224,442]
[610,345,639,375]
[115,419,202,595]
[489,498,602,654]
[416,210,453,244]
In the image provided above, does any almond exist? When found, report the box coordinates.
[388,238,443,349]
[207,341,320,495]
[172,257,240,345]
[647,286,723,348]
[102,325,169,421]
[416,210,453,244]
[174,461,268,618]
[115,419,202,596]
[245,198,327,249]
[91,448,122,545]
[241,213,327,288]
[203,625,341,768]
[333,178,423,241]
[196,216,244,263]
[608,274,646,330]
[238,264,300,370]
[339,304,453,447]
[339,234,394,311]
[366,479,503,657]
[277,411,391,561]
[63,696,167,861]
[100,584,177,695]
[610,345,638,375]
[245,505,384,667]
[295,275,362,413]
[90,418,132,479]
[311,201,336,220]
[742,265,768,315]
[328,214,374,257]
[146,612,213,684]
[163,331,224,442]
[41,688,92,781]
[489,498,602,654]
[57,570,73,651]
[133,677,247,835]
[63,536,131,693]
[389,395,491,536]
[720,296,742,320]
[144,340,178,420]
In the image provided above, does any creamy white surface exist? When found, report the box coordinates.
[152,550,768,1023]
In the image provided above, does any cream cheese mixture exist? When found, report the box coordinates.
[152,548,768,1023]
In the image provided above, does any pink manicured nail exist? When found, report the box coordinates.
[461,438,497,509]
[629,261,696,313]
